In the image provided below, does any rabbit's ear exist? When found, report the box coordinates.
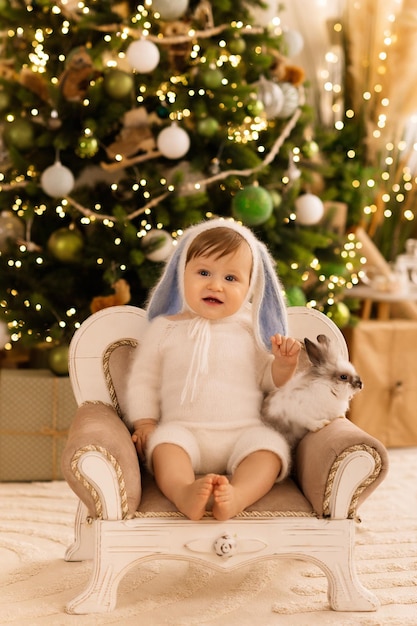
[316,334,331,348]
[317,333,340,360]
[304,335,330,366]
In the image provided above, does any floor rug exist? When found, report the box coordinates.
[0,447,416,625]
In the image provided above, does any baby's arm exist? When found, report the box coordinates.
[125,318,165,461]
[131,418,158,461]
[270,334,301,387]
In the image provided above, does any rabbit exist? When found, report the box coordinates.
[263,333,363,448]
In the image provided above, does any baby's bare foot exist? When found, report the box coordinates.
[212,475,242,521]
[176,474,217,521]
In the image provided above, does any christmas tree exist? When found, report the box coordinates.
[0,0,359,368]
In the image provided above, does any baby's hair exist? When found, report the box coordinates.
[186,226,250,264]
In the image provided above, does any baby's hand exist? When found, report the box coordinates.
[271,334,301,365]
[270,334,302,388]
[131,419,157,462]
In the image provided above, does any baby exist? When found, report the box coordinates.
[125,219,301,521]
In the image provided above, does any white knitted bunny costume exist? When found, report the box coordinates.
[125,218,291,478]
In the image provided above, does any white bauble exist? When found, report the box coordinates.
[295,193,324,225]
[157,123,190,159]
[151,0,189,20]
[276,82,299,118]
[257,77,284,119]
[126,39,160,73]
[40,161,75,198]
[282,29,304,57]
[142,229,174,262]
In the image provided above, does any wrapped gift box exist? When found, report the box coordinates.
[0,369,77,481]
[346,320,417,447]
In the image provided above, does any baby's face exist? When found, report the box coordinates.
[183,241,252,319]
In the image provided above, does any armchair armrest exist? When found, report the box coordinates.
[295,418,389,519]
[61,402,141,519]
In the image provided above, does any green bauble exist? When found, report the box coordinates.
[197,117,219,137]
[326,301,350,328]
[202,67,223,89]
[246,99,264,117]
[76,135,99,158]
[4,118,34,150]
[301,140,320,159]
[228,37,246,54]
[47,228,83,263]
[285,286,307,307]
[48,345,69,376]
[232,186,273,226]
[103,69,134,100]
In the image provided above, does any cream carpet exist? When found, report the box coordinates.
[0,447,416,626]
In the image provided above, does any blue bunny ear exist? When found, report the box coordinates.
[147,233,190,319]
[253,242,288,350]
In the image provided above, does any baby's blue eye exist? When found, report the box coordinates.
[225,275,236,282]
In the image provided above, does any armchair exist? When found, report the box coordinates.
[61,305,389,614]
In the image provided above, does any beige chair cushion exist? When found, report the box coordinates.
[137,472,314,517]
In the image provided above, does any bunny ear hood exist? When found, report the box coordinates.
[146,219,288,350]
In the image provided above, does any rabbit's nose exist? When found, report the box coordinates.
[352,376,363,390]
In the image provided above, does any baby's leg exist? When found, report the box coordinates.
[152,443,217,521]
[212,450,281,521]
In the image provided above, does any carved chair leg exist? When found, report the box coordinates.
[65,519,144,614]
[283,519,379,612]
[321,552,379,611]
[65,559,120,614]
[310,521,379,612]
[65,501,94,562]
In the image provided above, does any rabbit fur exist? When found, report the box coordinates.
[263,333,362,447]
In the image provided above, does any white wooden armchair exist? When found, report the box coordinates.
[61,304,389,615]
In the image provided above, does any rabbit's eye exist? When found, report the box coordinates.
[340,374,348,381]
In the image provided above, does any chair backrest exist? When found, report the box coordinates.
[68,305,148,407]
[287,306,348,359]
[68,304,348,409]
